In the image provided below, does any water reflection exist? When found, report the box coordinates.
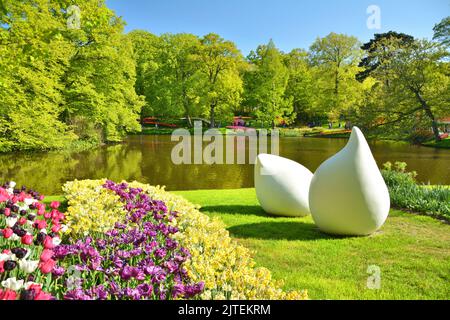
[0,135,448,194]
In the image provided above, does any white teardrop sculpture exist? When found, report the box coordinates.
[309,127,390,236]
[255,154,313,217]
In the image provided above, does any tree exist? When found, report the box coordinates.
[0,0,75,151]
[356,32,414,82]
[243,40,293,128]
[284,49,314,123]
[433,16,450,46]
[128,30,160,98]
[357,35,449,142]
[198,33,244,128]
[150,33,204,126]
[61,0,144,143]
[0,0,144,151]
[309,33,363,120]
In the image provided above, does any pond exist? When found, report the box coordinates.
[1,135,449,195]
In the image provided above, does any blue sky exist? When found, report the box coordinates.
[106,0,449,55]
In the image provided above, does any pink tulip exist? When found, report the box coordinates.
[43,236,54,249]
[40,249,53,262]
[50,201,60,209]
[39,259,56,274]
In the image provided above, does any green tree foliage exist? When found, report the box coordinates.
[244,40,293,127]
[284,49,314,123]
[198,33,244,128]
[0,0,143,151]
[309,33,364,121]
[433,16,450,46]
[356,34,449,141]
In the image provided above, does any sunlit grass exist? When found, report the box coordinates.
[174,188,450,300]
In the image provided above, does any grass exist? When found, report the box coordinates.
[423,137,450,149]
[45,189,450,300]
[173,188,450,300]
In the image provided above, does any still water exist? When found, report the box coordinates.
[0,135,449,195]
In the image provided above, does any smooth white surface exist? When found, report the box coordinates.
[309,127,390,236]
[255,154,313,217]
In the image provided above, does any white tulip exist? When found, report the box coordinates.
[9,181,16,188]
[52,237,62,246]
[5,217,17,228]
[19,260,39,273]
[9,234,20,241]
[24,198,36,206]
[18,204,29,211]
[1,277,24,291]
[0,253,13,262]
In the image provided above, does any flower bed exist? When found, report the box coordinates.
[1,179,308,300]
[0,182,66,300]
[63,179,308,300]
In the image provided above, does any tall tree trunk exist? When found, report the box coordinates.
[181,86,192,128]
[210,104,215,128]
[334,68,339,111]
[415,91,441,142]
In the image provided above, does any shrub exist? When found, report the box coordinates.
[62,179,308,300]
[381,162,450,219]
[408,129,434,144]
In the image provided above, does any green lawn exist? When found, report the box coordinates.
[173,188,450,300]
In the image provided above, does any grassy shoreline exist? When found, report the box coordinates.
[137,126,450,149]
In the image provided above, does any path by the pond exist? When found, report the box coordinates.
[1,135,449,194]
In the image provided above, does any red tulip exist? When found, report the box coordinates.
[40,249,53,262]
[44,211,52,219]
[0,289,17,300]
[34,290,53,300]
[4,208,10,217]
[18,217,27,225]
[51,224,61,233]
[0,261,4,273]
[39,259,56,274]
[2,228,13,239]
[21,234,33,245]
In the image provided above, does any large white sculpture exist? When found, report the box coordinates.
[255,154,313,217]
[309,127,390,236]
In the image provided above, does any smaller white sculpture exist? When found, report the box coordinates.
[255,154,313,217]
[309,127,390,236]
